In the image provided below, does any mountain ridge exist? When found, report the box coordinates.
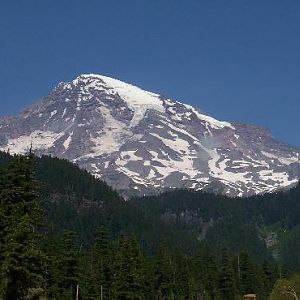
[0,74,299,197]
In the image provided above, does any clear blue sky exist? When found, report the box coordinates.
[1,0,299,146]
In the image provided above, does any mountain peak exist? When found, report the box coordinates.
[57,74,165,128]
[57,74,234,130]
[0,75,299,197]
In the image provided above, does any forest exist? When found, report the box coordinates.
[0,151,300,299]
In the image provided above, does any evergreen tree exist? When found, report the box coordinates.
[239,252,257,295]
[43,235,65,299]
[78,252,98,299]
[154,247,175,299]
[0,154,45,299]
[258,260,276,299]
[91,226,112,299]
[201,251,219,299]
[218,248,235,300]
[111,236,143,299]
[173,253,190,300]
[61,230,79,299]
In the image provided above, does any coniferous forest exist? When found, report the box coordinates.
[1,151,300,299]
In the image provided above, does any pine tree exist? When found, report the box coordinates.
[91,226,112,299]
[173,253,190,300]
[258,260,277,299]
[239,252,257,295]
[154,247,174,299]
[202,252,219,299]
[0,154,45,299]
[111,236,143,299]
[61,230,79,299]
[218,248,235,300]
[43,235,65,299]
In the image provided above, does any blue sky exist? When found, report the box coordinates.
[0,0,299,146]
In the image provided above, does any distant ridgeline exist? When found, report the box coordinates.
[0,151,300,298]
[1,151,300,269]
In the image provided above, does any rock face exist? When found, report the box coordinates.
[0,74,299,197]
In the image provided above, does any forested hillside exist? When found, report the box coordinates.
[0,151,300,299]
[130,186,300,271]
[22,151,300,270]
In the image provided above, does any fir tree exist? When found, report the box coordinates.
[0,154,45,299]
[258,260,277,299]
[61,230,79,299]
[202,251,219,299]
[43,235,65,299]
[111,236,143,299]
[91,226,112,299]
[218,248,235,300]
[173,253,190,300]
[154,247,175,300]
[239,252,257,295]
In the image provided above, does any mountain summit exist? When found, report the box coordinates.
[0,74,299,196]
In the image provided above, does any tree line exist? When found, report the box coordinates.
[0,152,300,299]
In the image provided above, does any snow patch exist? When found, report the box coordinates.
[63,132,73,150]
[183,104,234,130]
[50,110,57,117]
[0,131,64,154]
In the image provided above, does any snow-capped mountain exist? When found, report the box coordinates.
[0,74,299,197]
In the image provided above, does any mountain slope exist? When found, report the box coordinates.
[2,151,300,270]
[0,74,299,196]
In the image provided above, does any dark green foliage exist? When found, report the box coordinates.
[111,236,144,299]
[258,260,277,299]
[0,154,45,299]
[35,155,120,203]
[43,236,65,298]
[1,151,300,299]
[173,253,191,299]
[190,247,219,299]
[239,252,257,295]
[154,247,175,299]
[61,230,79,299]
[90,226,113,298]
[280,225,300,273]
[127,189,271,261]
[2,151,299,270]
[43,230,80,299]
[218,248,235,300]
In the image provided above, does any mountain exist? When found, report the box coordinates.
[0,74,299,196]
